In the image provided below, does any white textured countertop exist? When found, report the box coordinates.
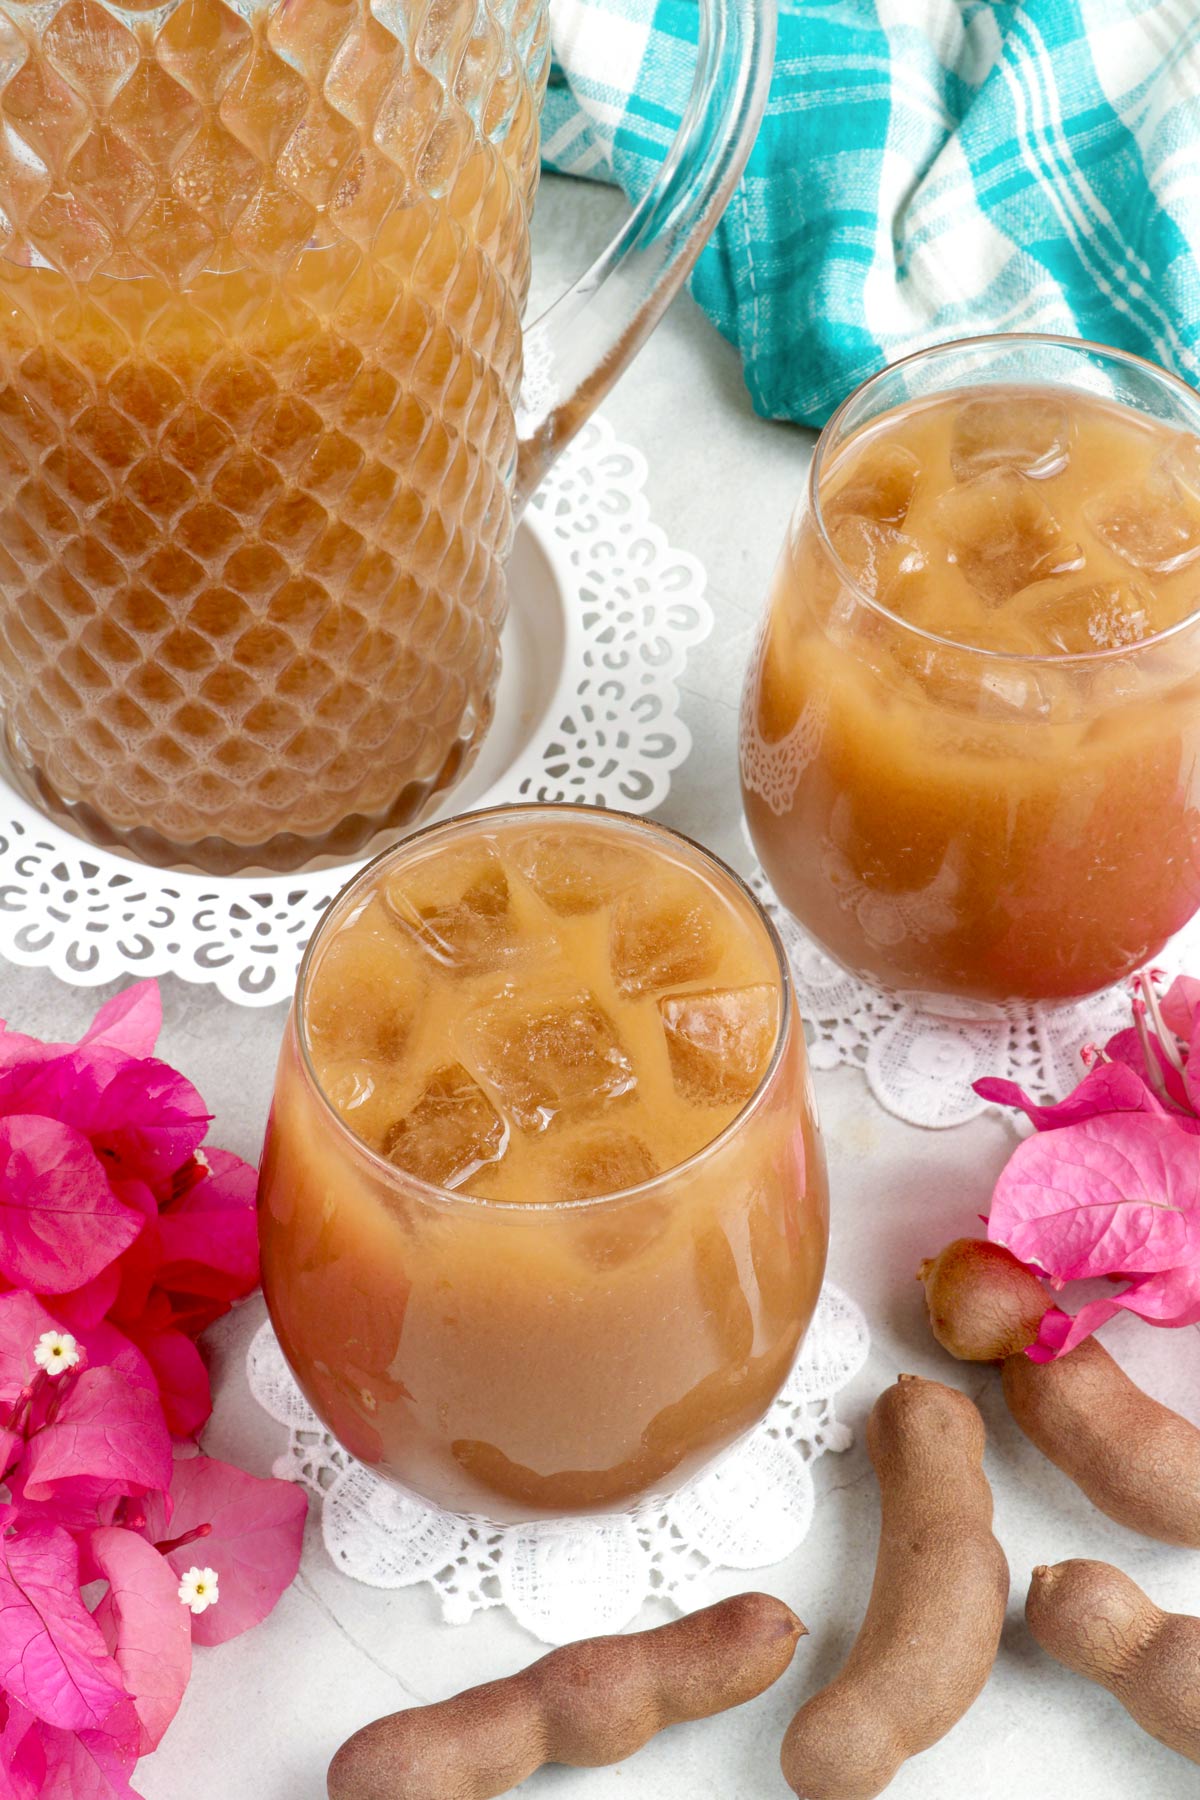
[5,175,1199,1800]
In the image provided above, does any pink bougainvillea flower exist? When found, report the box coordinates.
[0,980,303,1795]
[134,1331,210,1439]
[1032,1260,1200,1361]
[0,1517,125,1733]
[89,1527,191,1755]
[143,1456,307,1648]
[974,1060,1170,1132]
[0,981,257,1445]
[0,1292,60,1401]
[0,1694,47,1800]
[152,1149,259,1320]
[1104,1023,1193,1114]
[989,1111,1200,1281]
[18,1366,173,1514]
[0,1118,143,1295]
[34,1701,141,1800]
[78,987,162,1061]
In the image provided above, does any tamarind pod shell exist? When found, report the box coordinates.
[1027,1559,1200,1765]
[327,1590,804,1800]
[781,1376,1008,1800]
[1002,1339,1200,1547]
[919,1239,1049,1363]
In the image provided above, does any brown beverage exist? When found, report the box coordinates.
[0,0,545,866]
[258,805,828,1518]
[742,340,1200,1006]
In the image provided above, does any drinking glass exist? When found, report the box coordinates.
[741,335,1200,1009]
[257,803,828,1520]
[0,0,774,872]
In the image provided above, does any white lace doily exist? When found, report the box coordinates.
[247,1285,869,1645]
[0,413,710,1006]
[752,865,1200,1130]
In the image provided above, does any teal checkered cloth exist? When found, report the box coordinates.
[543,0,1200,427]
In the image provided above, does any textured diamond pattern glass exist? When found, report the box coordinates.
[0,0,549,868]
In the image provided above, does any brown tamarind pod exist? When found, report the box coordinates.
[1027,1559,1200,1765]
[780,1375,1008,1800]
[327,1590,805,1800]
[920,1237,1200,1547]
[1002,1339,1200,1547]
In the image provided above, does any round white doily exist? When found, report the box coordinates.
[752,864,1200,1130]
[246,1285,869,1645]
[0,413,710,1006]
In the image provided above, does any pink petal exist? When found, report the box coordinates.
[0,1518,126,1732]
[47,1264,122,1333]
[975,1062,1169,1130]
[1,1047,209,1188]
[0,1290,61,1401]
[73,1322,158,1398]
[20,1366,173,1510]
[89,1526,190,1754]
[0,1695,47,1800]
[154,1149,259,1305]
[34,1703,142,1800]
[1160,975,1200,1041]
[1106,1025,1193,1114]
[0,1116,143,1294]
[79,985,162,1061]
[150,1455,306,1646]
[1031,1261,1200,1359]
[107,1185,163,1328]
[136,1330,211,1438]
[988,1111,1200,1280]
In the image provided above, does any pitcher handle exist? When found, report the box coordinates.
[515,0,777,511]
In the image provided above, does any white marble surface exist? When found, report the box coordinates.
[6,175,1200,1799]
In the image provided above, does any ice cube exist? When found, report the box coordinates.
[935,470,1067,605]
[576,1196,671,1270]
[824,441,920,525]
[461,990,636,1132]
[1012,577,1153,655]
[507,827,644,916]
[1086,471,1200,575]
[551,1127,658,1201]
[950,395,1070,482]
[381,1063,507,1187]
[306,908,422,1062]
[1164,433,1200,499]
[659,985,778,1106]
[609,886,723,997]
[825,514,924,599]
[383,844,519,973]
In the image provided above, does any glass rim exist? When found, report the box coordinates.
[291,800,796,1215]
[809,330,1200,666]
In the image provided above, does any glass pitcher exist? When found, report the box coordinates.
[0,0,773,872]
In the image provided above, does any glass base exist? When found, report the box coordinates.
[1,714,485,877]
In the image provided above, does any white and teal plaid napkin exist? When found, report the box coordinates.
[543,0,1200,425]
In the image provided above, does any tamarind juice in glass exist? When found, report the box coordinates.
[741,338,1200,1007]
[258,805,828,1519]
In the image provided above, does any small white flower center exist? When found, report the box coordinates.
[33,1330,81,1377]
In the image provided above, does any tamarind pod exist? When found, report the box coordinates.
[1027,1559,1200,1765]
[1002,1339,1200,1547]
[327,1590,805,1800]
[781,1375,1008,1800]
[784,1368,1007,1792]
[918,1238,1048,1362]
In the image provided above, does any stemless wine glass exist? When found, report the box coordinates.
[741,335,1200,1009]
[257,803,828,1521]
[0,0,774,872]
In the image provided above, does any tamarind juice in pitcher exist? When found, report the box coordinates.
[741,338,1200,1007]
[0,0,773,871]
[257,805,828,1518]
